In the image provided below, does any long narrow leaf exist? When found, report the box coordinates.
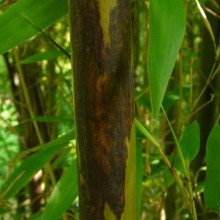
[20,50,64,64]
[0,0,68,54]
[135,118,160,147]
[148,0,186,118]
[204,115,220,214]
[20,12,71,59]
[1,130,75,199]
[42,160,78,220]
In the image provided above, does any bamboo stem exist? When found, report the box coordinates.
[14,48,56,187]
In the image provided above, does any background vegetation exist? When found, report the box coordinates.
[0,0,220,219]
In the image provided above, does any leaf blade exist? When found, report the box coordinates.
[41,160,78,220]
[148,0,186,118]
[0,0,68,54]
[1,130,75,199]
[180,121,200,163]
[204,115,220,214]
[20,50,63,64]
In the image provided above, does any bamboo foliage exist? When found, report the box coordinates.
[0,0,220,219]
[0,0,68,54]
[148,0,186,119]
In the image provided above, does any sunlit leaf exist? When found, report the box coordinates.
[135,118,160,148]
[1,130,75,199]
[148,0,186,118]
[0,0,68,54]
[42,160,78,220]
[195,0,216,49]
[204,115,220,214]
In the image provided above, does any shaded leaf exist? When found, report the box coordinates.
[20,50,64,64]
[180,121,200,163]
[42,160,78,220]
[0,207,7,215]
[148,0,186,118]
[0,0,68,54]
[204,115,220,214]
[1,130,75,199]
[162,92,180,110]
[28,211,42,220]
[173,121,200,172]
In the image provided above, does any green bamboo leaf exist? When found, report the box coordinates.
[148,0,186,118]
[42,160,78,220]
[1,130,75,199]
[0,0,68,54]
[195,0,216,49]
[135,118,160,148]
[28,211,42,220]
[204,115,220,214]
[20,50,64,64]
[180,121,200,163]
[173,121,200,172]
[20,12,71,59]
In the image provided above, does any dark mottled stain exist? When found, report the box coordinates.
[69,0,133,219]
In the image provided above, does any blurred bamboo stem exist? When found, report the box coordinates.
[14,48,56,187]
